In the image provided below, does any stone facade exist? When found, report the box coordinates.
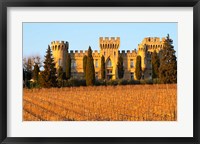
[51,37,167,80]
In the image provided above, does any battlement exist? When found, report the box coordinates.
[142,37,166,43]
[119,50,137,54]
[99,37,120,49]
[51,41,67,45]
[51,41,68,51]
[69,50,100,55]
[100,37,120,41]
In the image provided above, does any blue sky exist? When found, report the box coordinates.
[23,22,177,58]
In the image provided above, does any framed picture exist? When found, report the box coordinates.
[0,0,199,143]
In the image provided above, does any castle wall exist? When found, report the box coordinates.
[51,36,166,81]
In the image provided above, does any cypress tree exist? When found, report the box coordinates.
[57,66,65,87]
[151,50,160,78]
[39,45,57,88]
[66,50,71,80]
[57,66,65,80]
[159,34,177,84]
[83,55,87,78]
[135,55,142,80]
[86,46,95,86]
[117,54,124,79]
[101,55,105,79]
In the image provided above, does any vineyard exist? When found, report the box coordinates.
[23,84,177,121]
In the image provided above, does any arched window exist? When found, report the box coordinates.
[107,59,112,67]
[130,59,134,68]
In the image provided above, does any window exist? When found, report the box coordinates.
[104,52,106,56]
[114,51,116,57]
[71,60,76,68]
[95,59,98,68]
[130,59,134,68]
[130,72,134,80]
[107,59,112,67]
[149,73,152,79]
[95,72,98,79]
[107,70,112,74]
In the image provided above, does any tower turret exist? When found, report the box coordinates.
[99,37,120,80]
[51,41,68,72]
[138,44,147,71]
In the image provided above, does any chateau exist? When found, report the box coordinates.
[51,37,167,80]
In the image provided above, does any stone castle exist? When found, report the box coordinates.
[51,37,167,80]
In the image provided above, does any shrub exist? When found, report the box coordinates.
[118,79,128,85]
[140,79,153,85]
[106,80,118,86]
[95,79,106,86]
[63,78,86,87]
[128,80,140,85]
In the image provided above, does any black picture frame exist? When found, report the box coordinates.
[0,0,199,143]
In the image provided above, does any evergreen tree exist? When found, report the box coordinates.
[66,50,71,80]
[33,63,40,82]
[86,46,95,86]
[159,34,177,84]
[57,66,65,87]
[117,54,124,79]
[23,57,34,81]
[151,50,160,78]
[57,66,65,80]
[83,55,87,78]
[101,55,105,79]
[135,55,142,80]
[39,45,57,88]
[23,69,25,81]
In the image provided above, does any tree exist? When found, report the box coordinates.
[117,54,124,79]
[101,55,105,79]
[159,34,177,84]
[39,45,57,88]
[57,66,65,80]
[33,63,40,82]
[83,55,87,78]
[23,69,25,81]
[33,55,43,69]
[151,50,160,78]
[66,50,71,80]
[57,66,65,87]
[85,46,95,86]
[135,55,142,80]
[23,57,34,81]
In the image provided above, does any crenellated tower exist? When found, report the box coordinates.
[138,44,147,71]
[99,37,120,80]
[51,41,68,72]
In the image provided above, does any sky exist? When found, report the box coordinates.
[23,22,177,58]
